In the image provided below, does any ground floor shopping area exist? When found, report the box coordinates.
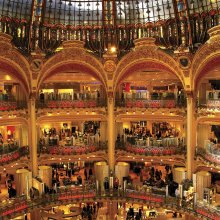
[4,202,186,220]
[1,161,220,219]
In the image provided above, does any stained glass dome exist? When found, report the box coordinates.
[0,0,219,56]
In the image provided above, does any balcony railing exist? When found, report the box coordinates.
[115,99,186,108]
[198,99,220,108]
[36,99,107,109]
[41,145,98,155]
[126,137,184,147]
[196,146,220,165]
[116,137,186,156]
[39,141,107,155]
[0,146,29,165]
[0,100,27,111]
[125,144,185,156]
[0,187,220,219]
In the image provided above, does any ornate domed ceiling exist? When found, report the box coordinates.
[0,0,219,56]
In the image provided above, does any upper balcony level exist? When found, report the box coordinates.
[0,75,27,112]
[36,76,107,113]
[115,73,186,112]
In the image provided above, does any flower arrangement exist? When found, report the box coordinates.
[47,100,98,108]
[49,145,97,155]
[126,145,176,155]
[127,192,164,203]
[0,150,20,164]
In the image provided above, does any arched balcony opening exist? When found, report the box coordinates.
[114,57,186,158]
[0,118,29,165]
[37,71,107,110]
[115,69,186,109]
[196,59,220,110]
[0,67,29,165]
[196,120,220,167]
[36,62,108,156]
[0,72,28,112]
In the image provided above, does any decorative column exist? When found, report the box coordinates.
[115,162,130,186]
[15,169,32,197]
[196,171,211,200]
[103,41,118,173]
[186,92,196,179]
[28,95,38,177]
[107,201,118,220]
[100,121,107,143]
[94,162,109,192]
[38,166,52,188]
[107,92,115,171]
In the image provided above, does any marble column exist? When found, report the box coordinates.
[107,201,118,220]
[15,169,32,197]
[186,93,196,179]
[30,208,41,220]
[196,171,211,200]
[107,96,115,171]
[115,162,130,186]
[100,121,107,143]
[28,97,38,177]
[38,166,52,188]
[173,167,186,184]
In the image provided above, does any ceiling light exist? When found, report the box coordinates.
[110,46,116,53]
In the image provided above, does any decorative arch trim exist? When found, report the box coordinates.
[0,58,29,96]
[38,48,107,92]
[38,61,107,92]
[114,49,185,92]
[193,54,220,92]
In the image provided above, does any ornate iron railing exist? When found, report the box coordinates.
[36,98,107,108]
[0,146,29,165]
[196,146,220,166]
[115,98,186,108]
[0,187,220,219]
[0,100,27,111]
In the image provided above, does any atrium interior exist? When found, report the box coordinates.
[0,0,220,219]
